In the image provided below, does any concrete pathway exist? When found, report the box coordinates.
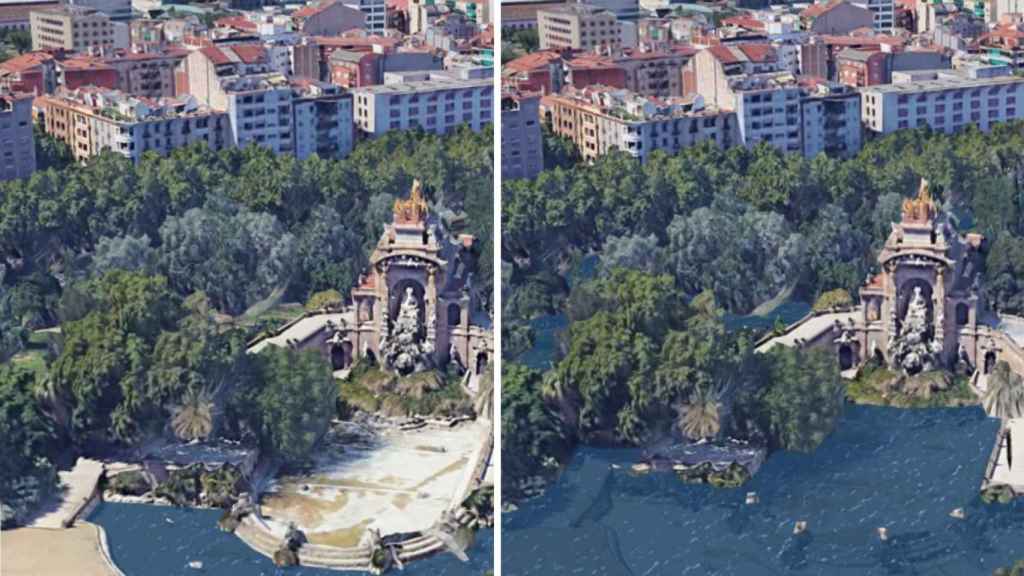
[990,418,1024,491]
[28,458,104,529]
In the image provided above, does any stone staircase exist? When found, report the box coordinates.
[234,515,454,570]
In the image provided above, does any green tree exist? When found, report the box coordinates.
[249,347,335,463]
[983,362,1024,420]
[0,366,57,490]
[501,364,567,493]
[754,347,844,452]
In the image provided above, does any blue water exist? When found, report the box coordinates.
[503,405,1024,576]
[90,502,493,576]
[723,300,812,332]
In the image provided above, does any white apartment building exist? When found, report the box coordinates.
[544,86,737,162]
[293,82,354,159]
[861,69,1024,134]
[0,91,35,181]
[731,77,805,154]
[693,44,863,157]
[37,88,229,163]
[351,77,492,137]
[801,81,862,158]
[184,45,355,159]
[501,91,543,181]
[851,0,894,33]
[342,0,386,33]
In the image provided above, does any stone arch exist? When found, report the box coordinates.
[447,303,461,326]
[838,344,854,371]
[955,302,969,326]
[985,350,997,374]
[331,341,353,370]
[475,351,488,375]
[897,278,934,337]
[389,278,426,336]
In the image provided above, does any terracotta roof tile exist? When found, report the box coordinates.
[293,0,336,20]
[0,51,55,74]
[800,0,844,19]
[503,50,563,74]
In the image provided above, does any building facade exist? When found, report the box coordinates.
[29,5,124,52]
[351,77,492,137]
[37,88,230,163]
[0,91,36,181]
[537,4,620,51]
[291,0,366,36]
[861,68,1024,134]
[543,86,736,162]
[341,0,387,33]
[851,0,895,32]
[501,91,543,181]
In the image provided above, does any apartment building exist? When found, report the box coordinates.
[37,88,229,163]
[800,80,862,157]
[29,5,125,51]
[537,4,620,51]
[183,44,354,158]
[851,0,895,32]
[0,0,58,33]
[292,81,354,159]
[104,48,187,98]
[501,0,566,31]
[291,0,366,36]
[0,91,36,181]
[693,45,862,157]
[861,67,1024,135]
[66,0,132,21]
[341,0,386,33]
[501,91,543,180]
[351,77,492,137]
[543,85,737,162]
[800,0,874,34]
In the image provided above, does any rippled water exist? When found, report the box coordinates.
[90,502,493,576]
[503,406,1023,576]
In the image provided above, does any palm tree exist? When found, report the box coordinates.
[677,385,722,441]
[984,362,1024,420]
[171,387,217,441]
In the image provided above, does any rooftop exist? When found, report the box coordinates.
[863,70,1024,94]
[706,43,776,65]
[199,44,267,66]
[38,87,219,122]
[351,77,491,94]
[0,0,57,23]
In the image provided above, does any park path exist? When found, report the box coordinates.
[28,457,104,529]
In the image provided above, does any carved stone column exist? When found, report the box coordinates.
[378,263,390,337]
[934,265,945,351]
[426,266,437,345]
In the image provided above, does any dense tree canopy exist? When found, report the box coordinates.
[504,124,1024,320]
[1,127,494,322]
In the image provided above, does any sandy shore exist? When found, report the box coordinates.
[1,523,118,576]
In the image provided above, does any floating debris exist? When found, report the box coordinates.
[631,463,652,474]
[188,560,203,570]
[950,508,966,519]
[165,517,174,524]
[877,527,888,541]
[745,492,759,505]
[793,521,808,535]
